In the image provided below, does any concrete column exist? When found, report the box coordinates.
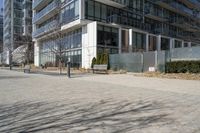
[129,29,132,53]
[146,34,149,52]
[34,41,40,67]
[170,38,174,50]
[32,10,36,33]
[118,28,122,54]
[188,42,192,47]
[157,35,161,51]
[82,22,97,69]
[181,41,184,48]
[80,0,85,19]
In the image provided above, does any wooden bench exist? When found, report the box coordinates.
[93,64,108,74]
[24,65,31,73]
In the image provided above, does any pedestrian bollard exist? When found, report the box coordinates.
[67,61,71,78]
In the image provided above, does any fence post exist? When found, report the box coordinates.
[141,52,144,72]
[155,51,158,71]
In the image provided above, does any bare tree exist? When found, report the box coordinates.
[41,31,68,75]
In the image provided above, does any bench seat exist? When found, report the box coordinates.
[93,64,108,74]
[24,65,31,73]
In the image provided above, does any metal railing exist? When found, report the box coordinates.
[33,20,60,38]
[33,1,59,23]
[32,0,44,9]
[107,14,151,31]
[110,0,129,6]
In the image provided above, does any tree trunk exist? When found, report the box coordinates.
[9,54,12,70]
[59,58,62,75]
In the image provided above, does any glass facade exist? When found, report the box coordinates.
[132,32,146,52]
[161,38,170,51]
[61,0,79,25]
[0,15,3,53]
[33,0,200,68]
[40,28,82,68]
[97,25,119,54]
[85,0,150,31]
[174,40,182,48]
[4,0,32,53]
[85,0,200,45]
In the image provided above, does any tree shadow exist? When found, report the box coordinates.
[0,99,174,132]
[0,76,28,80]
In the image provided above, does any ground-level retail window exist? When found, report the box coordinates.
[97,47,118,55]
[161,37,170,50]
[40,49,82,68]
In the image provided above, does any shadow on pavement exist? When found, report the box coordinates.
[1,67,95,78]
[0,99,174,132]
[0,76,29,80]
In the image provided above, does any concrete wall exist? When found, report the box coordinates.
[82,22,97,69]
[34,42,40,67]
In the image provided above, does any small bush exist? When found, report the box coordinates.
[96,54,101,65]
[166,61,200,73]
[91,52,110,69]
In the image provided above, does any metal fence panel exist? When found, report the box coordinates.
[168,47,200,61]
[109,47,200,72]
[157,51,166,72]
[110,53,143,72]
[143,51,156,72]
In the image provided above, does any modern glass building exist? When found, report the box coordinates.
[3,0,33,64]
[33,0,200,68]
[0,11,3,53]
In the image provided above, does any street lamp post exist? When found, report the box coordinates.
[67,57,71,78]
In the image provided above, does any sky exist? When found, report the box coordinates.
[0,0,2,9]
[0,0,3,15]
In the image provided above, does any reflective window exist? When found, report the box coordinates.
[61,0,79,25]
[97,25,119,54]
[161,38,170,50]
[132,32,146,52]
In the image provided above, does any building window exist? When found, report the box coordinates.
[174,40,182,48]
[97,25,119,54]
[85,0,142,27]
[61,0,79,25]
[161,38,170,50]
[132,32,146,52]
[148,35,157,51]
[40,28,82,68]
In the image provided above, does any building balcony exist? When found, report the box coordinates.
[33,1,59,24]
[95,0,128,8]
[179,0,200,10]
[170,17,200,32]
[153,27,179,37]
[155,0,200,19]
[107,14,151,31]
[144,9,168,22]
[33,20,60,38]
[32,0,50,10]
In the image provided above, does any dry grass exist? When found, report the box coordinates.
[133,72,200,80]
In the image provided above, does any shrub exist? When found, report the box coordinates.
[166,61,200,73]
[91,52,110,69]
[103,53,109,64]
[96,54,101,64]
